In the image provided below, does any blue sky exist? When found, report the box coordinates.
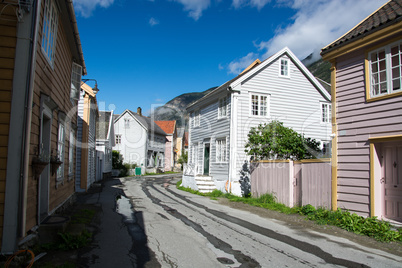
[73,0,386,115]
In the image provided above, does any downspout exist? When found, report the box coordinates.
[21,0,41,238]
[227,86,234,193]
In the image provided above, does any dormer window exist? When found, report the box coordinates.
[280,58,290,77]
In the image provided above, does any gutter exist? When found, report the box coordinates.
[20,0,41,240]
[66,0,86,75]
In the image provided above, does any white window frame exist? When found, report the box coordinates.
[70,63,82,100]
[115,134,122,144]
[57,123,65,181]
[250,93,269,117]
[321,102,331,124]
[218,97,228,119]
[68,129,74,176]
[368,40,402,98]
[41,0,58,66]
[216,138,227,163]
[194,110,200,127]
[124,118,130,128]
[279,58,290,77]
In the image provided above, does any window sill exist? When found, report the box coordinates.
[366,91,402,102]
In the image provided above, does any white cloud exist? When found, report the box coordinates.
[73,0,115,18]
[173,0,211,20]
[258,0,386,61]
[228,52,259,74]
[232,0,271,10]
[149,17,160,26]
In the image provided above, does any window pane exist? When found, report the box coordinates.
[379,60,386,71]
[252,95,258,115]
[371,62,378,73]
[379,71,387,82]
[392,55,399,67]
[380,82,387,94]
[392,79,400,91]
[379,51,385,60]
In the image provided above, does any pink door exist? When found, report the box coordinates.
[383,142,402,222]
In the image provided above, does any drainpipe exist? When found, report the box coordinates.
[20,0,41,237]
[227,86,234,193]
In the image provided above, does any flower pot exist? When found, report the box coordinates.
[51,160,63,176]
[32,158,49,179]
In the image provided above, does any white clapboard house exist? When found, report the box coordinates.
[182,47,332,195]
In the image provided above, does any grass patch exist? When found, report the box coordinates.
[143,171,180,176]
[70,209,95,224]
[176,180,402,242]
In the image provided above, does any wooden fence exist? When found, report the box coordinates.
[250,159,331,208]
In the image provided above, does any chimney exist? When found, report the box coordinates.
[137,107,142,116]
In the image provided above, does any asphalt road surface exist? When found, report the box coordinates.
[82,175,402,267]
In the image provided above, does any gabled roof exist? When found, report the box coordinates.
[321,0,402,55]
[114,109,166,136]
[155,121,176,135]
[187,47,330,110]
[97,111,113,140]
[81,82,97,98]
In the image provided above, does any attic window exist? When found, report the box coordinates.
[280,58,290,77]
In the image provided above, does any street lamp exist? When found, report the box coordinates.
[82,79,100,94]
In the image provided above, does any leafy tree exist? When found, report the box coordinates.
[177,151,188,170]
[112,150,128,177]
[245,120,321,161]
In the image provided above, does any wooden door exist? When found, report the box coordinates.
[203,143,210,175]
[383,142,402,222]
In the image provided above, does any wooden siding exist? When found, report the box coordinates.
[0,3,17,248]
[188,91,231,181]
[335,40,402,217]
[25,1,77,232]
[251,160,331,208]
[235,55,331,180]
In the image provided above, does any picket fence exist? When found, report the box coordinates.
[250,159,332,208]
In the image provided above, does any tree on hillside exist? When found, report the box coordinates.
[245,120,321,161]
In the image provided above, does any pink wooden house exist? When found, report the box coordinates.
[321,0,402,223]
[155,121,177,171]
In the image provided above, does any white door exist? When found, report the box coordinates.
[383,142,402,222]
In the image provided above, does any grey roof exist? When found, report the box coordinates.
[97,111,111,140]
[128,110,167,136]
[321,0,402,55]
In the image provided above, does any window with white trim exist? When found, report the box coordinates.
[250,94,269,117]
[68,129,74,175]
[280,58,290,77]
[70,63,82,100]
[321,103,331,123]
[218,97,228,118]
[369,40,402,98]
[41,0,58,66]
[57,123,65,180]
[124,118,130,128]
[216,138,227,163]
[194,110,200,127]
[115,134,122,144]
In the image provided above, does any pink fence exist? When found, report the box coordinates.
[250,159,331,208]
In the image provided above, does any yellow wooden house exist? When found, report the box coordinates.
[0,0,86,253]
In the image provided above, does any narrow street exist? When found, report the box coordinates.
[79,175,402,267]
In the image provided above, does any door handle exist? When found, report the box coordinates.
[380,178,385,184]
